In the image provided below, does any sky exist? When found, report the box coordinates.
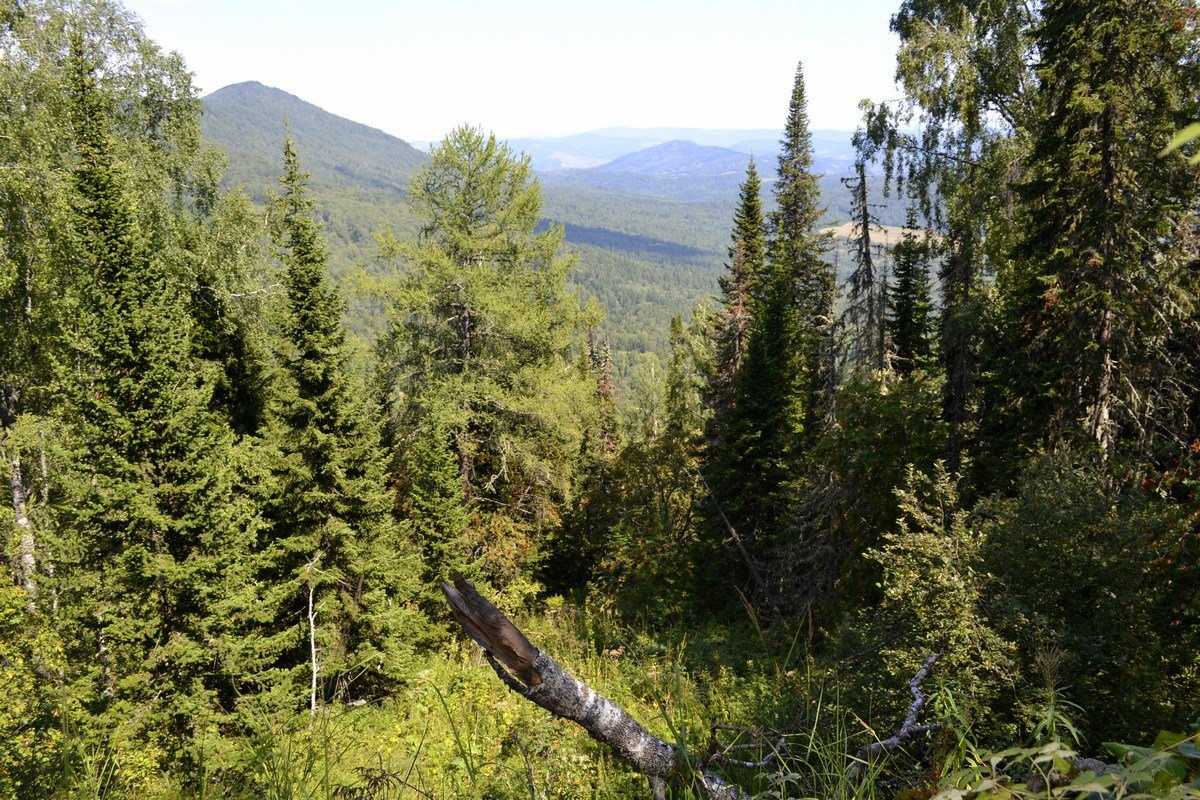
[123,0,905,142]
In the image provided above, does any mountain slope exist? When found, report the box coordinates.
[200,83,730,358]
[593,140,750,177]
[203,81,427,195]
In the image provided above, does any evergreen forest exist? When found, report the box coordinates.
[2,2,1199,799]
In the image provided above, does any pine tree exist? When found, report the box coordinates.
[255,138,423,708]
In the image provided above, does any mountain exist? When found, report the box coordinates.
[200,83,731,361]
[502,132,659,171]
[203,82,427,194]
[499,126,858,175]
[592,140,750,177]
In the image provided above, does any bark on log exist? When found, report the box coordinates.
[441,572,750,800]
[442,572,939,800]
[844,652,941,788]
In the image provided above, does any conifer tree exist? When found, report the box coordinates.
[769,60,835,447]
[55,36,255,748]
[1000,0,1200,461]
[256,138,423,707]
[704,62,832,562]
[888,207,935,376]
[708,161,764,416]
[377,126,596,602]
[842,157,886,373]
[886,0,1039,476]
[703,162,766,566]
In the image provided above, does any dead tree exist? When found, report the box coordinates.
[441,572,940,799]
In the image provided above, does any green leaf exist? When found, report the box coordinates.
[1176,742,1200,762]
[1160,123,1200,156]
[1153,731,1189,751]
[1104,742,1157,762]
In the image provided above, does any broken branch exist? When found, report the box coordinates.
[843,652,942,788]
[440,572,750,799]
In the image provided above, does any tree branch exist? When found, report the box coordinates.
[442,573,939,800]
[843,653,942,788]
[440,572,750,799]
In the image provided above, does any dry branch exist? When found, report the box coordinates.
[844,652,942,787]
[441,572,940,800]
[440,572,750,799]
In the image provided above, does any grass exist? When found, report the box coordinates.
[48,605,939,800]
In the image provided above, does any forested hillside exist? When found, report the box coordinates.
[200,82,903,361]
[2,2,1199,800]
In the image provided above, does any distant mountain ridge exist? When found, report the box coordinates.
[459,126,858,174]
[593,140,752,177]
[198,82,733,359]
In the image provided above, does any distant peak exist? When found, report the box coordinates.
[204,81,298,101]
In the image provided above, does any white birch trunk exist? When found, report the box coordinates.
[5,446,37,603]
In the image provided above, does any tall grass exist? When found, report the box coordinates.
[49,606,924,800]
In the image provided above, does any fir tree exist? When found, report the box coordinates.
[255,138,423,708]
[703,162,768,572]
[55,35,255,749]
[888,207,935,376]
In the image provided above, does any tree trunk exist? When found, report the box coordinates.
[441,572,751,799]
[4,445,37,603]
[308,582,319,716]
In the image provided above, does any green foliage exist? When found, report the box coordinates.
[820,369,948,595]
[251,138,426,709]
[375,126,598,605]
[977,456,1191,744]
[768,60,835,453]
[53,28,259,751]
[994,0,1200,459]
[936,730,1200,800]
[705,163,764,480]
[888,210,936,376]
[0,586,64,799]
[867,464,1018,733]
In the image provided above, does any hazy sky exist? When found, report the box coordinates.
[123,0,904,142]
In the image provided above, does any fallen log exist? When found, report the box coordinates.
[440,571,749,799]
[440,571,939,799]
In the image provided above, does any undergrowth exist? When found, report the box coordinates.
[47,604,1198,800]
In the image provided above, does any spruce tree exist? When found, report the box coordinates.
[888,207,935,376]
[1000,0,1200,461]
[56,36,255,749]
[702,62,833,570]
[703,162,767,566]
[708,160,764,415]
[255,138,423,708]
[769,60,835,447]
[842,157,886,373]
